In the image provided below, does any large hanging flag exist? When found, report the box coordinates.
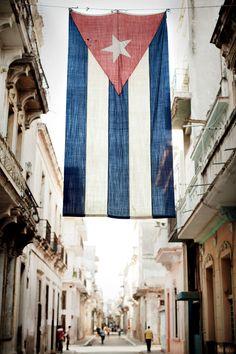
[63,10,175,218]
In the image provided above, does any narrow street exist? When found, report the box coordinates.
[65,333,162,354]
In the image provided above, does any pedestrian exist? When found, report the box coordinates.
[56,325,65,353]
[144,326,153,352]
[100,329,105,344]
[65,325,71,350]
[104,326,110,338]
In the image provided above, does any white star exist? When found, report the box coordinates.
[101,35,131,63]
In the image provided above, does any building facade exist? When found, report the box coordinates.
[0,1,70,353]
[156,242,186,354]
[20,122,66,354]
[82,244,104,336]
[61,217,88,342]
[131,220,166,344]
[169,1,236,353]
[0,1,49,353]
[61,218,103,343]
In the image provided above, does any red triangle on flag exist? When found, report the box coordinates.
[71,11,165,95]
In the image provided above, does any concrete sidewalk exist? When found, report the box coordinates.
[66,333,163,353]
[73,333,143,347]
[74,334,96,346]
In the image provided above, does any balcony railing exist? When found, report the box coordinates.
[176,94,230,230]
[191,95,229,172]
[51,232,58,253]
[11,0,49,90]
[0,133,25,197]
[37,219,52,243]
[38,223,67,265]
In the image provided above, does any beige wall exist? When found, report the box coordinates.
[164,248,187,354]
[201,222,236,344]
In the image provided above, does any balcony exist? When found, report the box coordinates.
[191,95,229,172]
[0,132,26,199]
[0,1,48,129]
[8,0,49,90]
[171,68,191,129]
[51,232,59,253]
[176,93,236,243]
[0,133,38,251]
[36,221,66,267]
[133,285,163,300]
[37,219,51,243]
[156,246,182,271]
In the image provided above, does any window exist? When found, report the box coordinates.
[40,173,45,209]
[45,285,49,320]
[206,265,215,340]
[221,254,234,341]
[62,291,66,310]
[38,279,42,303]
[6,110,14,148]
[15,127,22,162]
[174,287,179,338]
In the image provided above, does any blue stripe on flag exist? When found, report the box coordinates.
[108,81,130,218]
[149,15,175,217]
[63,15,87,216]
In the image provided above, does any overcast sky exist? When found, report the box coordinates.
[85,217,137,300]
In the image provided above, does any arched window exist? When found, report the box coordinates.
[204,254,215,341]
[219,241,234,342]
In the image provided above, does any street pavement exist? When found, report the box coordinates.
[61,332,163,354]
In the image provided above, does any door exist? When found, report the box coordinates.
[189,300,202,354]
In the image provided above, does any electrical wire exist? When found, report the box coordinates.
[35,3,230,12]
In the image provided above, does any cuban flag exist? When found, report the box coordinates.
[63,11,175,218]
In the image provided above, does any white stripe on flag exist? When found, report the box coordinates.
[85,50,109,215]
[129,50,152,217]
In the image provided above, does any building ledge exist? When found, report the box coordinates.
[177,147,236,243]
[171,67,191,129]
[133,287,163,300]
[171,96,191,129]
[176,107,236,243]
[156,247,182,270]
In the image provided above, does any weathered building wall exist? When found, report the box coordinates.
[200,222,236,351]
[132,220,166,344]
[18,246,62,354]
[61,218,86,342]
[61,218,102,343]
[19,122,65,354]
[157,245,186,354]
[170,0,236,353]
[0,1,51,353]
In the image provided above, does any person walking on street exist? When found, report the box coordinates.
[56,325,65,353]
[100,329,105,344]
[65,325,71,350]
[144,326,153,352]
